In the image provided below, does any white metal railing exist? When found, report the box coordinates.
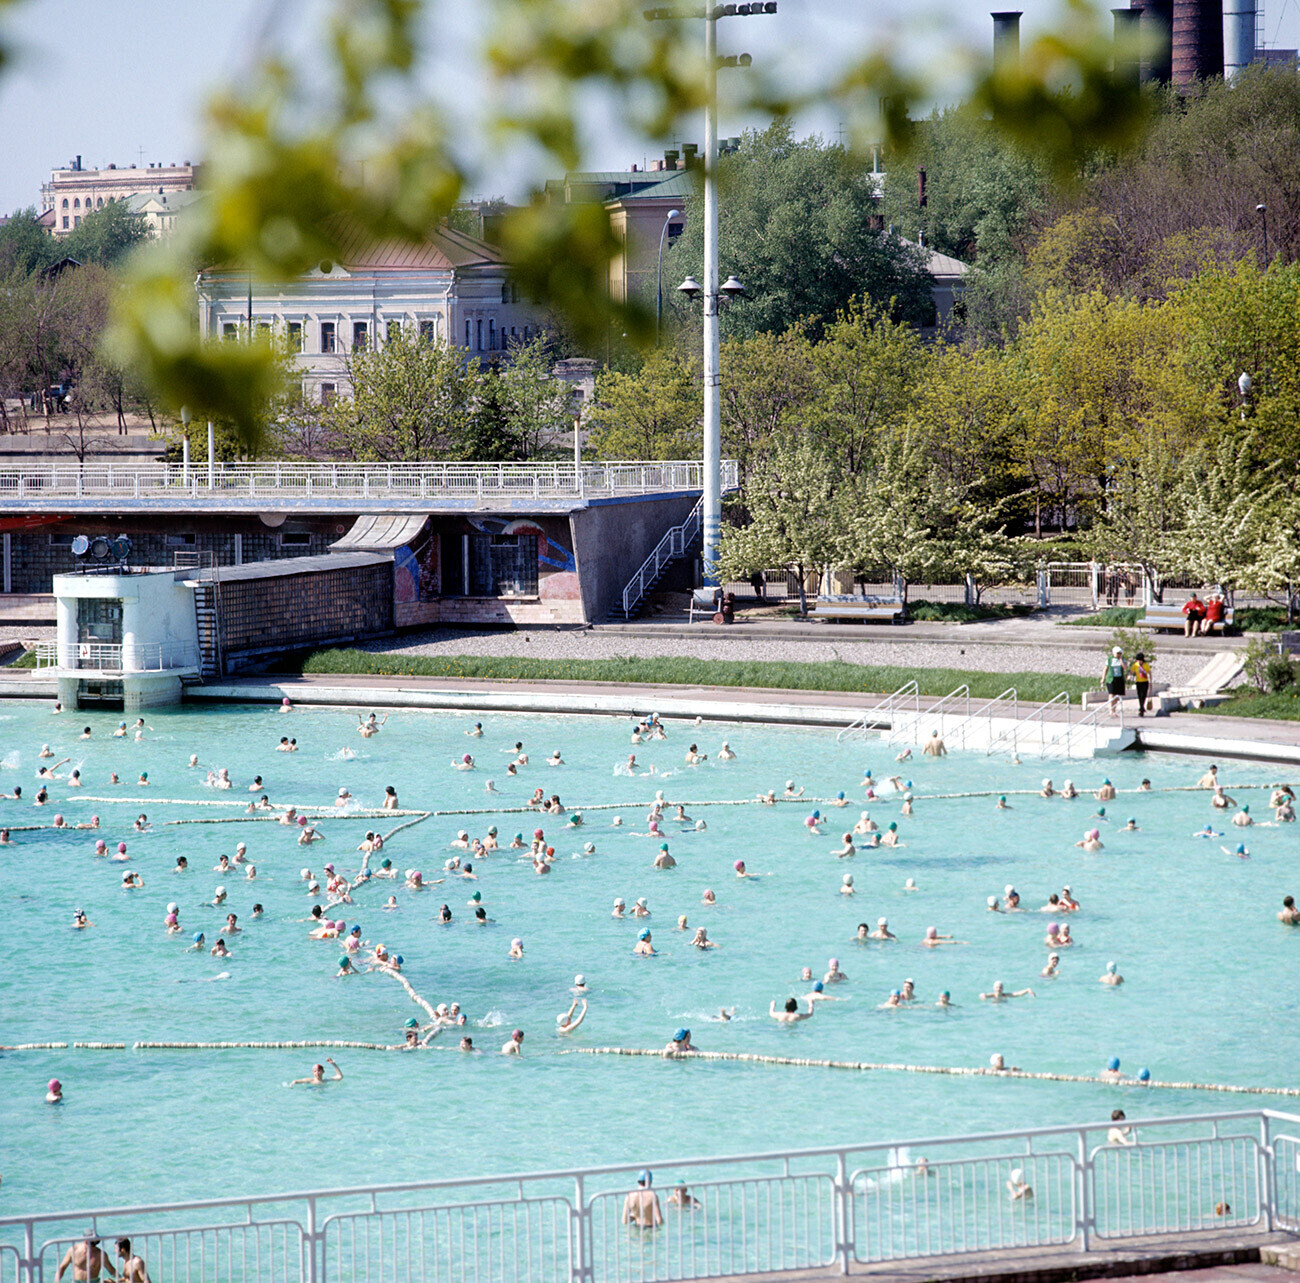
[1039,703,1125,759]
[984,691,1072,757]
[943,687,1020,753]
[1042,561,1148,610]
[887,684,970,747]
[31,641,201,673]
[622,496,704,618]
[836,680,920,742]
[0,460,739,508]
[1,1110,1295,1283]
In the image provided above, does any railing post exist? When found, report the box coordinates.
[1077,1129,1092,1252]
[21,1218,35,1283]
[835,1151,853,1275]
[304,1195,319,1283]
[571,1173,589,1283]
[1261,1114,1276,1232]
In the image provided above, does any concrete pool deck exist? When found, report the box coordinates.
[1,668,1296,765]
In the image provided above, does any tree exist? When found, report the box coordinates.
[585,346,701,459]
[327,329,483,461]
[61,200,151,267]
[663,121,934,339]
[717,436,845,615]
[494,334,575,458]
[0,208,56,275]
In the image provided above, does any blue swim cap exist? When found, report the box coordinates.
[1108,1056,1121,1071]
[395,955,403,965]
[638,928,650,940]
[905,780,913,788]
[812,810,820,819]
[405,1017,419,1028]
[1103,778,1111,785]
[638,1169,653,1185]
[837,791,845,799]
[1128,818,1136,825]
[660,843,669,851]
[193,932,204,943]
[813,981,824,992]
[1138,1067,1151,1081]
[381,859,391,868]
[1236,843,1247,854]
[350,925,361,935]
[673,1028,688,1042]
[891,989,901,998]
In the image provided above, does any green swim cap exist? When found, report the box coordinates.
[660,843,669,851]
[338,956,349,967]
[404,1017,419,1028]
[471,891,481,902]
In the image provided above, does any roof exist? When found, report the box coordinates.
[331,515,429,551]
[187,551,391,584]
[326,216,506,272]
[126,189,206,214]
[920,247,970,278]
[608,170,695,203]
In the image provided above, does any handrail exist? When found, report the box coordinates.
[836,680,919,742]
[943,687,1018,753]
[985,691,1071,757]
[887,684,969,746]
[621,496,704,618]
[1040,703,1124,759]
[31,640,201,673]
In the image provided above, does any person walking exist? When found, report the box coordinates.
[1129,651,1152,717]
[1102,646,1126,716]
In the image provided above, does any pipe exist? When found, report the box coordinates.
[1224,0,1257,80]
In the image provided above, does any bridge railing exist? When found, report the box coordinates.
[1,1109,1293,1283]
[0,460,739,506]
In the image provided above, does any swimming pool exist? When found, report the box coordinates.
[1,698,1297,1213]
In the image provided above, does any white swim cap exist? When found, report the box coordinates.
[215,885,226,895]
[877,916,888,925]
[843,874,853,885]
[1005,885,1015,895]
[574,974,585,985]
[987,895,998,907]
[786,780,794,788]
[1042,778,1051,787]
[301,868,311,878]
[1010,1167,1023,1182]
[167,902,178,914]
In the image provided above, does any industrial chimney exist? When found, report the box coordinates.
[1172,0,1224,83]
[991,11,1022,74]
[1113,7,1142,88]
[1223,0,1257,80]
[1132,0,1173,83]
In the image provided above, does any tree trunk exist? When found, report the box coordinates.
[795,563,808,617]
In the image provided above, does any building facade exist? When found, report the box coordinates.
[196,221,545,403]
[42,157,199,236]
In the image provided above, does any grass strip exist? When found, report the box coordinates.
[1064,607,1143,627]
[1186,691,1300,722]
[288,648,1095,703]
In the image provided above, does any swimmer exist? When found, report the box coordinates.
[1006,1168,1033,1200]
[832,833,856,857]
[1095,777,1116,801]
[853,811,877,834]
[278,697,292,713]
[632,897,651,918]
[454,754,475,770]
[1101,1056,1124,1081]
[996,796,1011,810]
[1074,829,1104,852]
[936,991,952,1008]
[224,912,240,935]
[1211,785,1237,810]
[1232,805,1253,827]
[691,927,718,949]
[1192,823,1222,838]
[1196,764,1219,789]
[53,1234,117,1282]
[830,791,848,808]
[358,712,388,737]
[1123,817,1139,831]
[1041,952,1061,978]
[1107,1109,1134,1145]
[1100,961,1124,985]
[556,999,588,1033]
[783,780,804,798]
[211,938,230,957]
[986,895,1002,912]
[383,786,399,810]
[922,731,947,757]
[622,1171,663,1227]
[770,997,814,1023]
[684,743,707,765]
[121,871,144,890]
[188,932,206,951]
[502,1029,525,1055]
[895,747,912,762]
[653,845,676,869]
[1004,886,1020,910]
[871,917,896,940]
[713,1008,734,1022]
[989,1052,1020,1072]
[880,821,903,847]
[290,1058,343,1086]
[734,860,755,879]
[804,980,838,1004]
[756,790,776,805]
[880,989,905,1009]
[701,888,716,906]
[717,741,736,760]
[668,1181,702,1210]
[68,769,82,788]
[572,974,589,993]
[824,957,847,983]
[839,873,855,896]
[612,897,627,918]
[921,926,956,947]
[37,756,70,778]
[634,929,656,956]
[1222,842,1251,859]
[1040,778,1056,798]
[75,815,101,830]
[980,981,1034,1001]
[466,721,483,737]
[673,804,693,823]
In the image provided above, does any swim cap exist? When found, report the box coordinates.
[636,897,647,907]
[1128,818,1136,825]
[905,780,913,788]
[282,697,290,705]
[381,859,391,869]
[118,842,127,853]
[54,813,63,824]
[584,842,596,853]
[812,810,820,819]
[534,829,544,839]
[1042,779,1051,787]
[999,796,1006,803]
[301,868,310,878]
[350,925,361,935]
[298,816,308,825]
[1103,778,1110,785]
[837,791,845,800]
[165,913,177,925]
[511,937,523,948]
[193,932,204,943]
[1097,808,1106,816]
[813,981,824,992]
[891,989,901,998]
[462,754,471,763]
[829,957,839,968]
[614,898,625,907]
[1237,842,1247,854]
[940,990,950,999]
[987,895,998,907]
[673,1028,688,1042]
[216,885,226,895]
[1138,1068,1151,1081]
[638,1169,653,1185]
[338,956,350,967]
[140,773,147,780]
[49,1078,60,1090]
[1108,1056,1121,1071]
[574,974,585,986]
[470,891,482,902]
[1107,961,1117,972]
[512,1029,523,1040]
[95,839,106,851]
[877,917,887,926]
[405,1017,419,1028]
[1090,829,1100,840]
[638,929,650,940]
[1010,1168,1023,1183]
[842,873,853,885]
[734,860,744,870]
[888,822,897,831]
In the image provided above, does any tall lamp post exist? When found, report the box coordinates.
[645,1,776,585]
[656,208,683,344]
[1256,203,1269,263]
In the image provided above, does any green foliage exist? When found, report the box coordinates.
[585,346,700,459]
[906,600,1035,622]
[1066,607,1142,627]
[289,647,1095,701]
[1266,655,1296,692]
[0,207,56,275]
[664,122,934,337]
[1241,635,1280,693]
[493,334,577,458]
[1233,606,1291,634]
[1109,625,1155,669]
[60,200,151,267]
[1193,689,1300,721]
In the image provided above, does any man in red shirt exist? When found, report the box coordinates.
[1182,593,1206,637]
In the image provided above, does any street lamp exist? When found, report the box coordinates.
[645,0,776,585]
[1238,370,1252,421]
[1256,203,1269,263]
[180,406,191,487]
[656,208,682,343]
[677,275,701,299]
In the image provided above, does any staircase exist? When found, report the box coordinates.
[619,496,704,619]
[192,580,223,679]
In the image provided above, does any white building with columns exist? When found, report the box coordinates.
[196,221,546,403]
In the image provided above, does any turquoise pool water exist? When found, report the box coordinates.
[1,698,1297,1212]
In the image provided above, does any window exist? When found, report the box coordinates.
[48,532,76,547]
[287,321,302,352]
[96,197,104,208]
[165,532,197,547]
[280,532,312,547]
[488,319,496,350]
[352,321,368,350]
[465,320,472,348]
[386,320,401,344]
[320,322,336,354]
[476,319,483,350]
[501,282,510,304]
[523,325,532,342]
[257,322,271,337]
[468,533,539,597]
[222,322,238,341]
[510,326,517,342]
[74,198,80,209]
[61,216,69,230]
[61,198,68,209]
[668,221,683,241]
[74,216,81,227]
[320,382,337,405]
[419,320,435,345]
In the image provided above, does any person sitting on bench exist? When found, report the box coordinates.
[1182,592,1206,637]
[1200,590,1226,635]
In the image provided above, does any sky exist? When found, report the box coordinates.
[3,0,1300,214]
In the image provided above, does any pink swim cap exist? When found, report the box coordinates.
[95,839,106,850]
[534,829,544,839]
[117,842,127,853]
[53,814,63,824]
[298,816,308,825]
[463,754,472,763]
[165,913,177,925]
[734,859,744,870]
[1048,921,1059,933]
[282,697,291,705]
[48,1078,60,1091]
[1090,828,1100,839]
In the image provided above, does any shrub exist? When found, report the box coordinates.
[1266,654,1296,692]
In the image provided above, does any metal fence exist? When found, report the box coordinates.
[2,1109,1297,1283]
[0,461,738,511]
[30,640,201,672]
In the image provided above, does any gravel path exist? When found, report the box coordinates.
[358,628,1210,687]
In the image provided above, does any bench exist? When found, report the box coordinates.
[807,597,904,625]
[1136,600,1234,634]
